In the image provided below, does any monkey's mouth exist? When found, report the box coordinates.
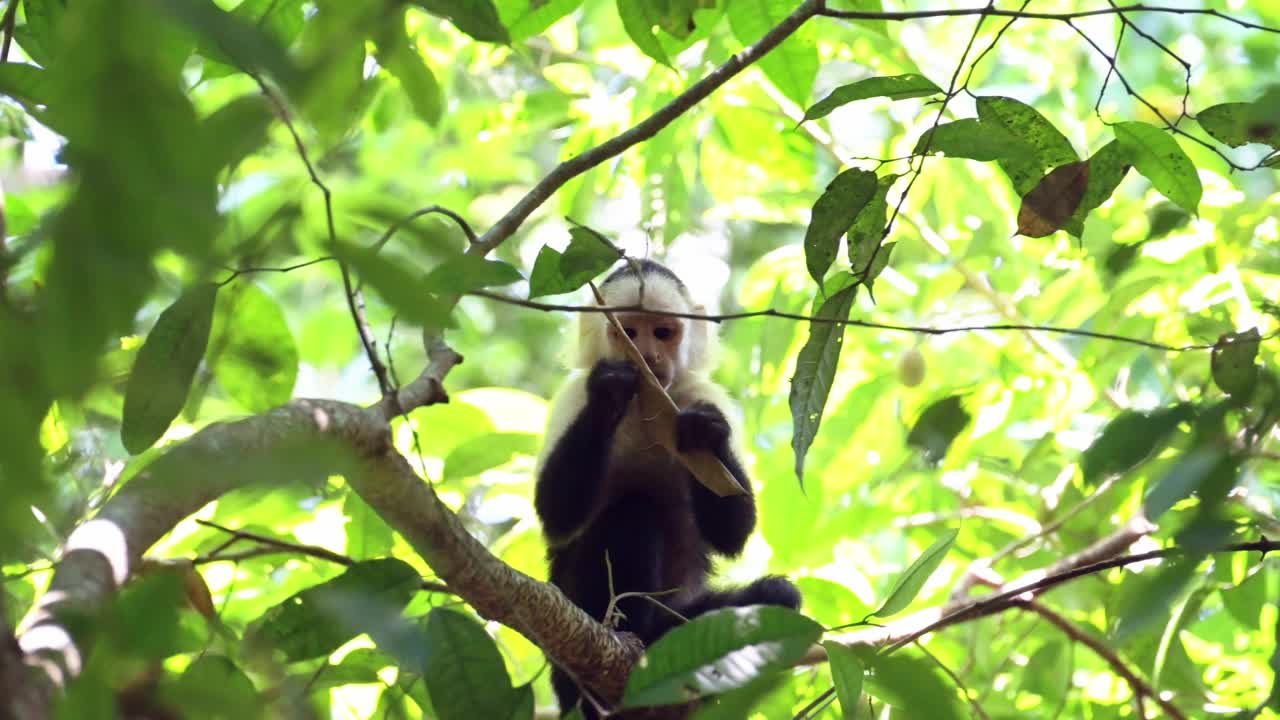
[648,364,674,388]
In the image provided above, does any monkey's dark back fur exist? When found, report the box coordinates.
[536,350,801,719]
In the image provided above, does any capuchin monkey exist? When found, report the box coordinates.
[534,259,801,719]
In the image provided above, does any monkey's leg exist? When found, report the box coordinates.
[597,496,669,641]
[651,576,803,641]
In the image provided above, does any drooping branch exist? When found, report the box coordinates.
[12,344,648,711]
[1018,598,1188,720]
[469,0,822,256]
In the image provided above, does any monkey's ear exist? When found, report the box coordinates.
[686,303,716,371]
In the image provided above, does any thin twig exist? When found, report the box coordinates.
[218,256,338,286]
[251,73,394,396]
[1019,599,1188,720]
[194,519,451,594]
[875,0,991,274]
[467,289,1256,353]
[470,0,823,256]
[817,5,1280,33]
[371,205,477,253]
[885,539,1280,653]
[916,641,992,720]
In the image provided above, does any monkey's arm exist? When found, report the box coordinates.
[535,361,638,545]
[677,399,757,556]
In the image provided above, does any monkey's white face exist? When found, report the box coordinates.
[608,312,685,389]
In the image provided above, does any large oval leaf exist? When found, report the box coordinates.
[1113,121,1202,213]
[622,605,823,708]
[872,528,958,618]
[864,650,965,720]
[802,74,941,123]
[804,168,878,284]
[913,118,1032,162]
[210,282,298,413]
[1080,403,1194,487]
[1198,99,1280,149]
[976,95,1077,195]
[422,608,526,720]
[245,558,420,663]
[790,281,858,483]
[727,0,816,107]
[824,641,865,718]
[121,284,219,454]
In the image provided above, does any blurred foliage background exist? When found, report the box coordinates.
[1,0,1279,718]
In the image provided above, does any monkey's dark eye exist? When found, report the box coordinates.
[654,327,673,341]
[624,327,637,339]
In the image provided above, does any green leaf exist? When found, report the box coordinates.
[411,0,511,44]
[235,0,305,42]
[105,569,187,660]
[201,94,275,172]
[1210,328,1261,400]
[1021,642,1070,698]
[789,283,857,483]
[345,492,396,559]
[498,0,585,42]
[804,168,878,284]
[165,655,261,718]
[847,174,895,270]
[1112,557,1201,644]
[376,13,444,127]
[246,559,421,663]
[690,673,789,719]
[157,0,302,92]
[443,432,538,481]
[527,227,621,298]
[1142,448,1234,522]
[1080,403,1194,486]
[1198,101,1280,149]
[121,284,219,454]
[339,245,454,330]
[801,74,941,123]
[0,63,51,110]
[1146,202,1192,240]
[873,528,958,618]
[1064,139,1134,236]
[424,255,523,294]
[905,395,971,466]
[622,606,823,708]
[12,0,66,67]
[913,118,1032,162]
[210,283,298,413]
[1113,121,1202,214]
[423,608,526,720]
[976,96,1078,194]
[863,650,964,720]
[617,0,673,67]
[727,0,816,107]
[824,641,865,718]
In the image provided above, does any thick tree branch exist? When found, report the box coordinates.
[13,344,646,708]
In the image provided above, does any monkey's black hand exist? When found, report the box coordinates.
[587,360,640,419]
[676,402,731,454]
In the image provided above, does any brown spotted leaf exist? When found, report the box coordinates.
[1017,160,1089,237]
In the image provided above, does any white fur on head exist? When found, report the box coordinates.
[574,263,718,374]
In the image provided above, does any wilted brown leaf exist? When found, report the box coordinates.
[1017,160,1090,237]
